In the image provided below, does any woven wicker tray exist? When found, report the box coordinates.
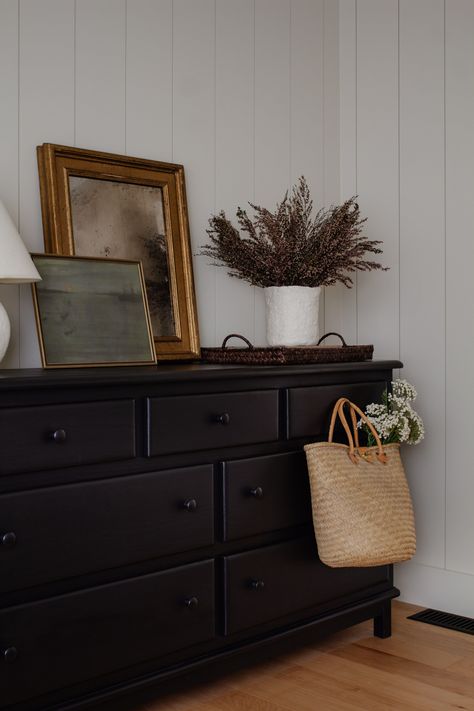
[201,333,373,366]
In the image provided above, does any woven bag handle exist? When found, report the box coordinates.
[328,399,361,449]
[348,405,360,450]
[328,397,351,442]
[328,398,387,464]
[343,400,387,463]
[344,400,387,463]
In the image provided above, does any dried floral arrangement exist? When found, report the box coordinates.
[200,177,387,288]
[359,379,425,446]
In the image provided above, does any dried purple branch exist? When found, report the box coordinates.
[200,176,388,288]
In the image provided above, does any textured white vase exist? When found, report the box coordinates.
[264,285,321,347]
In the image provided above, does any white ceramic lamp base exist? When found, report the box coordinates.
[0,301,11,363]
[264,285,321,347]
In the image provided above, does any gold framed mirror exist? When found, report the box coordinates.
[37,143,199,361]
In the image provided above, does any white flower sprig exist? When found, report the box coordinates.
[359,379,424,446]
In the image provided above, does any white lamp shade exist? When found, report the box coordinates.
[0,200,41,283]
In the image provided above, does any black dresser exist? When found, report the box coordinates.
[0,361,401,710]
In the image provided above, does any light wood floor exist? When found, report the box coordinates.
[108,602,474,711]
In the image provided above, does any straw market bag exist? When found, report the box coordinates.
[304,397,416,568]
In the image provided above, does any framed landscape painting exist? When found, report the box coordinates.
[31,255,156,368]
[37,143,200,360]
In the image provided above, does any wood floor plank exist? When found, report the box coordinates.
[202,690,295,711]
[298,651,474,711]
[446,655,474,680]
[274,664,424,711]
[231,683,373,711]
[357,633,463,668]
[113,602,474,711]
[145,697,219,711]
[385,617,474,658]
[333,643,474,697]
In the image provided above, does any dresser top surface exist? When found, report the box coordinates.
[0,360,403,392]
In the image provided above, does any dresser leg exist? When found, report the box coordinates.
[373,601,392,638]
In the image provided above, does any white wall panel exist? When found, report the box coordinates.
[399,0,445,568]
[0,0,20,368]
[445,0,474,575]
[323,0,340,213]
[215,0,255,344]
[339,0,474,614]
[321,0,341,341]
[19,0,75,367]
[253,0,291,345]
[173,0,216,346]
[338,0,356,208]
[329,0,357,344]
[126,0,172,161]
[0,0,335,364]
[291,0,326,338]
[339,0,474,608]
[290,0,323,197]
[75,0,126,152]
[356,0,399,359]
[396,561,474,619]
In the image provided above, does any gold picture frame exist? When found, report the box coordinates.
[37,143,200,361]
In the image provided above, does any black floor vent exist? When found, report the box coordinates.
[408,608,474,635]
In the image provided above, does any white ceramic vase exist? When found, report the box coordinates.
[264,285,321,347]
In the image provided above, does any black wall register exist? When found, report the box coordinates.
[0,361,401,710]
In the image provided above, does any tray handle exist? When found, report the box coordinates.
[316,332,348,347]
[221,333,255,350]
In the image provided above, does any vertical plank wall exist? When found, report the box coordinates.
[19,0,75,367]
[2,0,472,615]
[445,1,474,587]
[0,0,20,368]
[340,0,474,614]
[0,0,337,365]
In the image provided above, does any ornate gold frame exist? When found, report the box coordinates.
[37,143,200,361]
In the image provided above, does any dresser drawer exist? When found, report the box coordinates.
[287,381,387,440]
[0,400,136,476]
[224,538,389,635]
[0,560,215,707]
[0,465,213,594]
[222,452,311,541]
[147,390,279,456]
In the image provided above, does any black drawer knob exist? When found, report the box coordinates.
[1,532,16,549]
[184,596,199,609]
[50,429,67,443]
[249,486,264,499]
[2,647,18,664]
[250,579,265,591]
[183,498,197,512]
[215,413,230,425]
